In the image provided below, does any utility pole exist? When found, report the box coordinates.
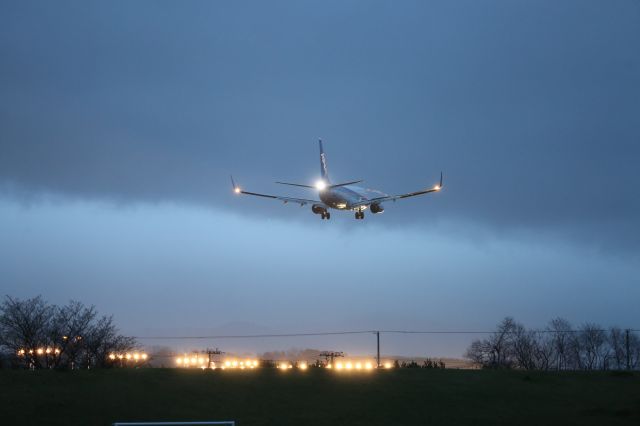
[626,329,631,370]
[206,348,224,368]
[376,331,380,369]
[319,351,344,367]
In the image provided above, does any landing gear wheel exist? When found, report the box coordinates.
[326,212,331,220]
[355,211,364,220]
[321,212,326,220]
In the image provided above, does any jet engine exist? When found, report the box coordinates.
[370,203,384,214]
[312,204,327,215]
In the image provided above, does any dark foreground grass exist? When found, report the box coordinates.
[0,368,639,425]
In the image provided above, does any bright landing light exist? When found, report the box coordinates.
[434,185,441,191]
[315,180,327,191]
[234,187,241,194]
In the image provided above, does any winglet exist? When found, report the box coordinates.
[434,172,443,191]
[230,175,241,193]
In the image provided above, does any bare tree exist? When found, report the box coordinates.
[0,296,54,368]
[0,296,136,369]
[547,318,573,370]
[578,323,609,370]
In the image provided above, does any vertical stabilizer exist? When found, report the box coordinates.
[319,139,330,182]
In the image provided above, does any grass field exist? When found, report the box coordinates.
[1,368,639,425]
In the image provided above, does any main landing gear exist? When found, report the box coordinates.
[355,211,365,220]
[321,212,331,220]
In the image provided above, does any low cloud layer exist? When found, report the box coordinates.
[1,1,639,254]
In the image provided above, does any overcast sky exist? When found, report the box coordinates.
[1,0,639,357]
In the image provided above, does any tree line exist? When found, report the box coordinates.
[465,317,640,370]
[0,295,137,369]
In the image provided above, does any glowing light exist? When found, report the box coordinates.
[365,362,373,370]
[299,362,308,370]
[232,361,238,367]
[125,353,132,360]
[37,348,44,355]
[220,366,226,370]
[133,353,140,361]
[326,364,332,369]
[335,362,343,370]
[199,358,205,364]
[176,358,183,365]
[315,180,327,191]
[225,361,231,367]
[190,357,197,365]
[54,348,60,354]
[253,360,259,367]
[355,362,362,370]
[45,348,52,354]
[109,353,116,360]
[384,362,392,369]
[434,185,441,191]
[234,187,241,194]
[345,362,353,370]
[141,353,148,360]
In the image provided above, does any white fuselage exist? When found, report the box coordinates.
[319,185,385,211]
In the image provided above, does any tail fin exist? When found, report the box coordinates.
[319,139,330,182]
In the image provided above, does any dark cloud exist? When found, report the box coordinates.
[1,0,639,252]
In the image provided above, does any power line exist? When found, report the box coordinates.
[132,328,640,340]
[133,330,377,340]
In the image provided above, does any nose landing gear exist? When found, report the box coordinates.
[321,212,331,220]
[355,211,364,220]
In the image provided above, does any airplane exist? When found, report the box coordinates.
[231,140,443,220]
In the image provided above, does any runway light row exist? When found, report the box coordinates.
[332,361,375,371]
[175,357,260,369]
[108,352,148,361]
[17,347,61,356]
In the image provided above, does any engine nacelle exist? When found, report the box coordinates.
[370,203,384,214]
[312,204,327,215]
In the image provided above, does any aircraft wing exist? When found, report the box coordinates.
[351,172,443,208]
[231,176,326,207]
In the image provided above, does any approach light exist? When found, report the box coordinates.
[225,361,231,367]
[315,180,327,191]
[133,353,140,361]
[355,362,362,370]
[335,362,343,370]
[126,353,132,360]
[365,362,373,370]
[299,362,308,370]
[384,362,392,369]
[176,358,183,365]
[37,348,44,355]
[141,353,148,360]
[345,362,353,370]
[109,353,116,360]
